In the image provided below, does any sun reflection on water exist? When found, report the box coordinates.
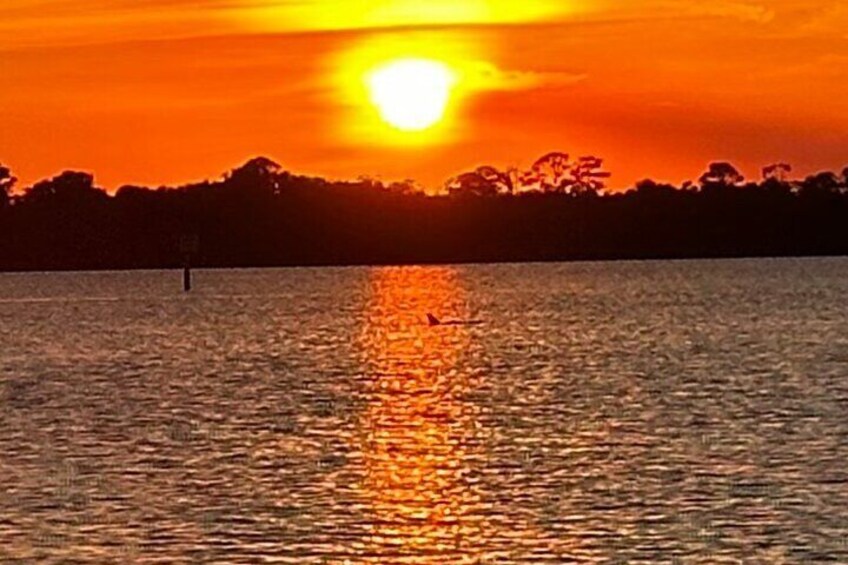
[357,267,487,563]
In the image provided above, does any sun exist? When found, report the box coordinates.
[366,58,457,132]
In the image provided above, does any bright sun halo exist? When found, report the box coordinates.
[366,58,456,132]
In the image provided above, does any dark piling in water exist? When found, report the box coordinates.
[183,264,191,292]
[179,234,199,293]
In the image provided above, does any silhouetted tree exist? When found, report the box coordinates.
[446,171,500,197]
[699,162,745,190]
[448,164,531,196]
[517,153,610,195]
[763,163,792,182]
[387,179,424,195]
[356,176,384,192]
[528,152,572,193]
[20,171,106,206]
[570,156,611,196]
[224,157,283,195]
[115,185,153,200]
[0,163,15,208]
[475,165,517,195]
[634,178,677,197]
[759,163,793,194]
[800,171,841,196]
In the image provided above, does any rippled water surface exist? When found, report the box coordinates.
[1,259,847,563]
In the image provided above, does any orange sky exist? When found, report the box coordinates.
[1,0,847,191]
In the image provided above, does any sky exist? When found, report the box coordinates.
[1,0,847,191]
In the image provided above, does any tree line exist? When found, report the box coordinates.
[1,154,847,271]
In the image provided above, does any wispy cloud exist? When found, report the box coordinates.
[0,0,579,49]
[687,1,776,23]
[465,62,586,91]
[581,1,777,25]
[6,0,848,51]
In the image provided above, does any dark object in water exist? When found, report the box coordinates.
[427,313,484,327]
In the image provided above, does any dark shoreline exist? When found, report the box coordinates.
[3,158,847,273]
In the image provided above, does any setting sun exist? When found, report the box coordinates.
[366,59,456,132]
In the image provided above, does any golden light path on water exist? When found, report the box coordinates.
[357,268,488,563]
[353,267,593,563]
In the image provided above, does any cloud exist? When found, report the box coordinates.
[594,1,777,24]
[792,2,848,35]
[247,0,569,30]
[689,1,776,23]
[9,0,848,52]
[465,61,587,91]
[0,0,578,50]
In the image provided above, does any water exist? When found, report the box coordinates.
[1,259,847,563]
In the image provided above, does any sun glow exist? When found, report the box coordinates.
[333,33,485,146]
[366,59,456,132]
[328,30,501,149]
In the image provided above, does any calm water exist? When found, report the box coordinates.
[1,259,847,564]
